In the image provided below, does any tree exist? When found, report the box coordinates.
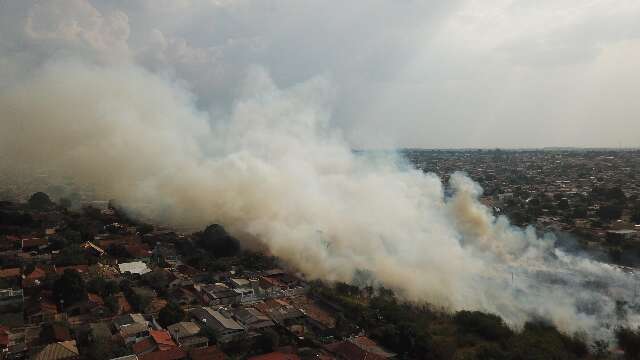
[54,269,86,305]
[599,205,623,222]
[28,192,53,210]
[55,244,89,266]
[158,302,185,328]
[198,224,241,258]
[454,310,513,342]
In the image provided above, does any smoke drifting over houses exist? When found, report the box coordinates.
[1,0,640,341]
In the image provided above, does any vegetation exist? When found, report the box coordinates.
[158,301,185,327]
[54,269,86,305]
[198,224,241,258]
[28,192,53,210]
[314,282,591,359]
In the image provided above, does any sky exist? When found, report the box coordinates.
[1,0,639,149]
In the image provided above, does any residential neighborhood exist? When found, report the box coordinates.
[0,193,394,360]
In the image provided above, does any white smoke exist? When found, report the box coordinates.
[1,59,639,342]
[2,0,640,343]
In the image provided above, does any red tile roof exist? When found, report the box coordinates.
[149,330,176,350]
[133,338,157,355]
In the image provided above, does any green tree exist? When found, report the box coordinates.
[28,192,53,210]
[599,204,623,222]
[198,224,241,258]
[454,310,513,342]
[54,269,86,305]
[158,302,185,328]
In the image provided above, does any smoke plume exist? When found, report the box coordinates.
[2,0,640,342]
[1,59,639,341]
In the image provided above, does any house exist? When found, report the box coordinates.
[177,335,208,351]
[196,284,240,306]
[119,322,150,345]
[190,307,245,343]
[165,271,193,291]
[114,314,150,344]
[34,340,80,360]
[189,346,226,360]
[255,299,304,326]
[166,322,208,350]
[289,297,336,334]
[149,330,177,351]
[114,313,148,329]
[233,308,275,330]
[119,261,151,276]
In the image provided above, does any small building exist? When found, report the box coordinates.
[119,261,151,276]
[190,307,245,343]
[233,308,274,331]
[34,340,80,360]
[167,321,200,342]
[196,284,240,306]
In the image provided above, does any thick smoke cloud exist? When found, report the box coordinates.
[1,0,639,341]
